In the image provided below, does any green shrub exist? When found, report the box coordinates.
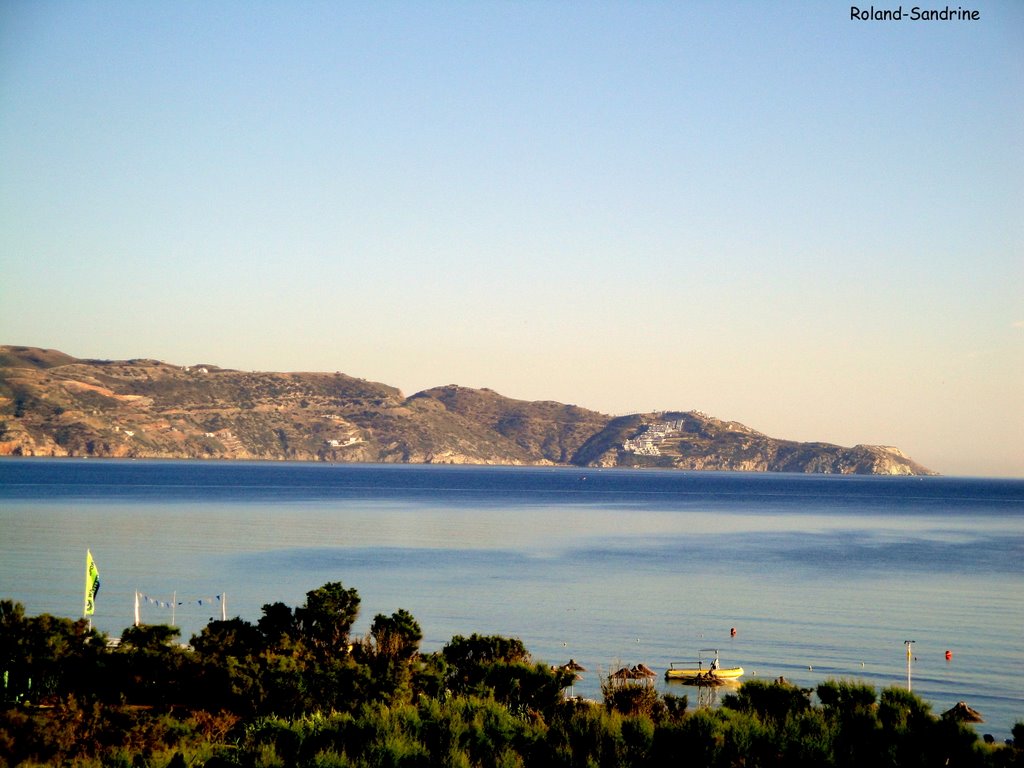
[817,679,877,714]
[620,715,655,767]
[602,682,663,719]
[722,677,811,725]
[784,708,837,768]
[4,596,1022,768]
[669,708,725,767]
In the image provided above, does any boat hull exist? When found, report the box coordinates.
[664,666,744,682]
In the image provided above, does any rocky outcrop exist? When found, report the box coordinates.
[574,412,933,475]
[0,345,936,475]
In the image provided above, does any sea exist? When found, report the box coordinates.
[1,459,1021,738]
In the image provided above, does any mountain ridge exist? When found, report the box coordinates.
[0,345,936,475]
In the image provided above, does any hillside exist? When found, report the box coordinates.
[0,346,935,475]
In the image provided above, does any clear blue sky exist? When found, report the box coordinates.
[2,1,1021,477]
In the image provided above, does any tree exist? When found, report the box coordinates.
[362,609,424,704]
[0,600,106,704]
[189,618,267,713]
[119,623,180,650]
[295,582,360,657]
[441,634,571,714]
[443,634,530,685]
[369,609,422,661]
[258,601,297,648]
[115,624,189,706]
[191,618,262,660]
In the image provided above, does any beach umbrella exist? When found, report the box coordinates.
[942,701,984,723]
[556,660,586,680]
[558,659,587,697]
[610,666,640,681]
[632,663,656,678]
[605,666,631,691]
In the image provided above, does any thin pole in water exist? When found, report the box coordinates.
[905,640,915,691]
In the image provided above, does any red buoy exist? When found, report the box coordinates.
[945,650,953,661]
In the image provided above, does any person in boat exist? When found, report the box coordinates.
[709,657,720,675]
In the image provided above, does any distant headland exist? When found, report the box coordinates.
[0,345,935,475]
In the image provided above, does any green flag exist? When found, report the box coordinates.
[84,550,100,616]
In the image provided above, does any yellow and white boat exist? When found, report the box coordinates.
[664,649,744,684]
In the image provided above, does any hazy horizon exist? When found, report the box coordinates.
[2,2,1021,478]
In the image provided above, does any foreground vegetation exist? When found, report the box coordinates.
[2,584,1020,767]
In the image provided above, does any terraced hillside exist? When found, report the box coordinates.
[0,346,935,475]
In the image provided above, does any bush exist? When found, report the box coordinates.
[603,682,663,719]
[4,595,1023,768]
[722,678,811,725]
[817,679,877,714]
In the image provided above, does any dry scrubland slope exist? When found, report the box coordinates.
[0,345,934,474]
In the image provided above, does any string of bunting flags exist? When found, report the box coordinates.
[136,592,225,609]
[134,590,227,626]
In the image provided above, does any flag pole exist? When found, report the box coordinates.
[84,550,100,631]
[83,551,90,626]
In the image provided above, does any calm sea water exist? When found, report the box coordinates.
[1,459,1022,737]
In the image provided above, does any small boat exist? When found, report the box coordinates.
[665,649,744,684]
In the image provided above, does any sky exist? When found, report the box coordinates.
[1,1,1021,478]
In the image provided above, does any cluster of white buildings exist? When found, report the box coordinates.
[326,436,362,448]
[621,419,687,456]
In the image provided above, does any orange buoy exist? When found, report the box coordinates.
[945,650,953,661]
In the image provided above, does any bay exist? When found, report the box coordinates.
[1,458,1022,738]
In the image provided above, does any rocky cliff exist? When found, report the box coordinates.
[0,346,935,475]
